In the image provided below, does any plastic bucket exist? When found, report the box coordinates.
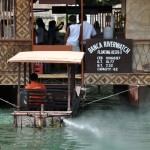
[103,27,114,39]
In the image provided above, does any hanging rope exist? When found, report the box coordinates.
[0,85,139,110]
[0,97,17,108]
[80,85,139,107]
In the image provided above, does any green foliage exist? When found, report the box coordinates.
[97,0,121,5]
[76,0,121,5]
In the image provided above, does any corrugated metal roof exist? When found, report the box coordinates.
[8,51,84,64]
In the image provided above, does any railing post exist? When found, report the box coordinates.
[17,63,21,109]
[67,64,71,111]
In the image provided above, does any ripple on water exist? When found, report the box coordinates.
[1,86,150,150]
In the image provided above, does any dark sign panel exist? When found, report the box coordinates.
[52,5,112,14]
[39,0,75,4]
[85,39,133,73]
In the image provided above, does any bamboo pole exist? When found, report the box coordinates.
[0,0,2,38]
[17,63,21,108]
[6,0,8,38]
[2,0,5,38]
[9,0,12,38]
[13,0,15,38]
[24,63,26,87]
[81,0,84,87]
[67,64,71,111]
[31,0,34,50]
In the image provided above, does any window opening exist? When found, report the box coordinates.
[0,0,15,39]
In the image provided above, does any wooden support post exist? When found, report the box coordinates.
[128,85,139,106]
[59,117,61,127]
[17,63,21,109]
[51,117,53,127]
[41,104,44,113]
[21,116,22,128]
[67,64,71,111]
[98,85,101,93]
[71,64,75,91]
[24,63,26,87]
[29,63,32,83]
[81,0,84,87]
[14,115,17,127]
[34,114,36,127]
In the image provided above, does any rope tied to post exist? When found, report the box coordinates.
[79,85,139,107]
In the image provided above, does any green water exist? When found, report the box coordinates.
[0,86,150,150]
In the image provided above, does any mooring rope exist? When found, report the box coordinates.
[0,97,17,108]
[81,85,139,107]
[0,86,139,110]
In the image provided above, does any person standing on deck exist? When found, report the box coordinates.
[64,15,81,73]
[36,18,45,45]
[53,20,64,44]
[64,15,80,52]
[78,14,96,72]
[94,21,100,34]
[48,20,64,45]
[79,14,96,43]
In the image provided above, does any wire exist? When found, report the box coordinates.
[80,86,139,107]
[0,97,17,108]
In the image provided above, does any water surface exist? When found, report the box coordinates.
[0,86,150,150]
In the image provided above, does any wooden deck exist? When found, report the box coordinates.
[12,110,72,127]
[38,73,82,85]
[38,73,81,79]
[13,110,72,117]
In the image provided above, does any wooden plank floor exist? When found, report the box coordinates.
[13,111,72,117]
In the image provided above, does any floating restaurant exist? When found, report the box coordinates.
[1,0,150,127]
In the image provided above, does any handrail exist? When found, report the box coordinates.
[32,45,72,51]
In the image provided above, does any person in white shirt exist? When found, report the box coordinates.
[79,14,96,71]
[64,15,80,51]
[79,14,97,42]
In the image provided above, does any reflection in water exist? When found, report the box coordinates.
[0,86,150,150]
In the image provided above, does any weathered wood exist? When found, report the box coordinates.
[67,64,71,111]
[38,73,81,79]
[20,88,69,111]
[17,63,21,108]
[12,110,72,116]
[32,45,72,51]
